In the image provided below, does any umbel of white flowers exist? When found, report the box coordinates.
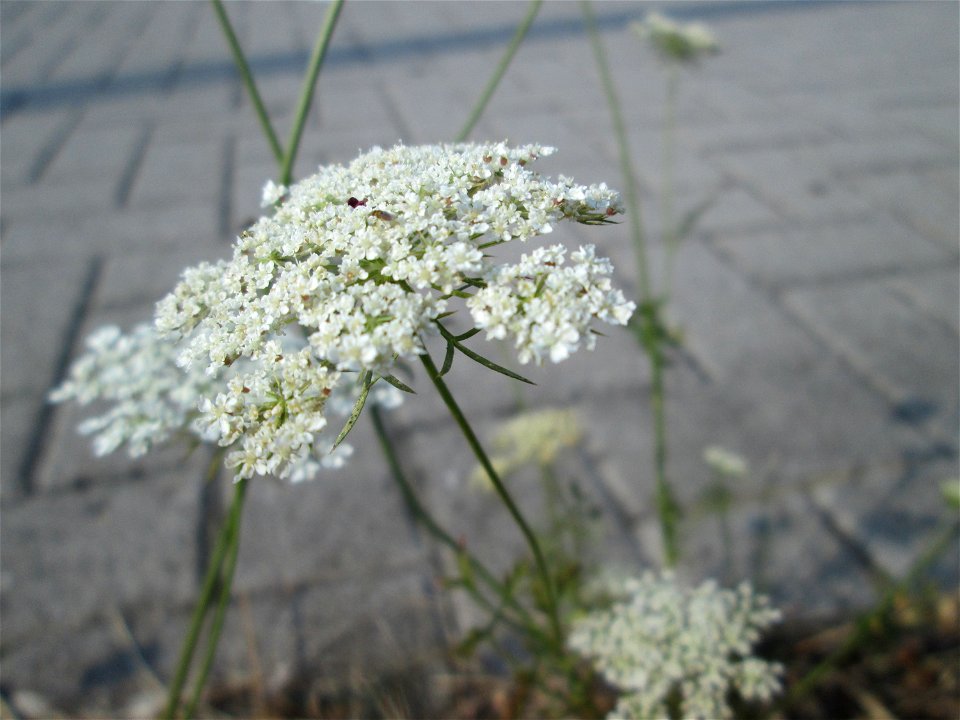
[50,322,400,482]
[569,571,783,720]
[632,12,720,64]
[59,143,634,483]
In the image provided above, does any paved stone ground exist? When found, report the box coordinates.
[1,1,958,715]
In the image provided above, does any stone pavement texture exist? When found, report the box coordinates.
[1,0,958,714]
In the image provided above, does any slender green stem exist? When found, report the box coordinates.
[370,404,549,643]
[455,0,543,142]
[650,343,679,566]
[191,4,342,716]
[584,0,680,567]
[662,63,679,287]
[418,349,563,645]
[581,0,651,299]
[183,479,249,718]
[164,477,249,720]
[280,0,345,185]
[210,0,284,165]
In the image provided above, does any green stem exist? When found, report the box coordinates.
[163,477,249,720]
[455,0,543,142]
[650,342,679,566]
[183,479,249,718]
[210,0,284,165]
[418,349,564,645]
[280,0,345,185]
[584,0,680,566]
[581,0,651,299]
[369,405,549,643]
[662,63,679,290]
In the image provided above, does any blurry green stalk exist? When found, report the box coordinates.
[456,0,543,142]
[165,3,346,715]
[163,459,246,719]
[419,349,565,645]
[581,0,680,567]
[171,1,569,714]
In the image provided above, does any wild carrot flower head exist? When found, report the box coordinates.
[49,323,218,458]
[470,407,582,487]
[152,142,634,480]
[569,571,783,719]
[703,445,748,478]
[633,12,720,64]
[50,323,399,481]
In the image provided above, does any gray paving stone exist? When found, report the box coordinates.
[232,158,280,232]
[0,395,35,502]
[667,239,928,474]
[887,267,960,334]
[0,110,73,188]
[231,432,428,594]
[891,104,960,151]
[842,167,960,252]
[0,200,220,268]
[806,455,960,582]
[0,470,199,650]
[0,216,100,266]
[42,120,144,186]
[694,183,782,234]
[0,174,119,225]
[128,131,223,207]
[783,277,959,441]
[705,142,879,222]
[0,2,98,86]
[0,605,169,716]
[0,259,94,399]
[202,571,448,701]
[44,3,152,85]
[673,487,882,619]
[109,2,194,79]
[94,246,225,313]
[714,215,951,289]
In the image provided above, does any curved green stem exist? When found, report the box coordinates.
[183,479,249,718]
[370,405,550,644]
[418,349,563,645]
[211,0,284,165]
[455,0,543,142]
[163,477,249,720]
[280,0,345,185]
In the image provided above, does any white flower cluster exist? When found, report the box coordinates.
[632,12,720,64]
[703,445,748,478]
[50,323,401,482]
[50,324,216,458]
[150,142,633,480]
[569,571,783,720]
[470,407,582,487]
[467,244,633,364]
